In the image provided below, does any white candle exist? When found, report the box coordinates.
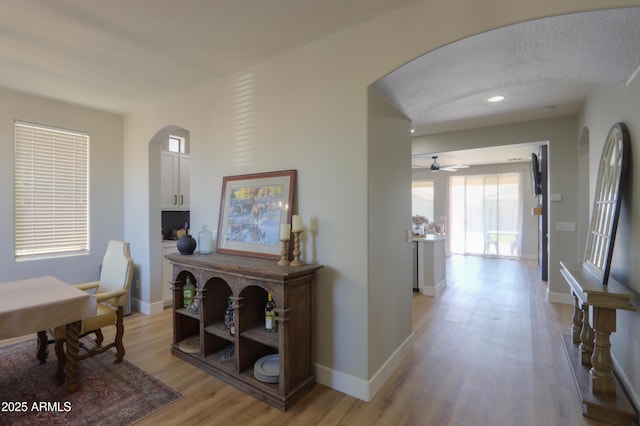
[279,224,291,240]
[292,215,303,232]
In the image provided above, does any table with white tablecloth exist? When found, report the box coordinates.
[0,276,96,392]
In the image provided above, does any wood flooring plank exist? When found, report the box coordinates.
[7,255,612,425]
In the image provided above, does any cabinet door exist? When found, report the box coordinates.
[161,151,179,210]
[178,154,190,210]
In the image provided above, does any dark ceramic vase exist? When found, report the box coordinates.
[177,234,197,255]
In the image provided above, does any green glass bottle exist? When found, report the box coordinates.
[265,293,277,332]
[183,276,195,309]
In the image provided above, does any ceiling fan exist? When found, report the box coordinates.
[419,156,469,172]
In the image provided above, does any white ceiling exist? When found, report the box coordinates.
[0,0,415,113]
[1,4,638,169]
[411,142,542,171]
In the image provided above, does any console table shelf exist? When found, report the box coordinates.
[166,252,322,411]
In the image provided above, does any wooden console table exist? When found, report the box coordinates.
[165,252,322,411]
[560,262,637,424]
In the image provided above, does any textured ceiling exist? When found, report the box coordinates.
[374,7,640,137]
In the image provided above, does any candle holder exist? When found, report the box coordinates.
[277,239,290,266]
[290,230,304,266]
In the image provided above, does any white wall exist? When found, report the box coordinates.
[122,0,638,400]
[0,88,124,285]
[577,78,640,407]
[413,161,539,260]
[366,89,413,395]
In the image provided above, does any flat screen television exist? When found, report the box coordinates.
[530,153,542,196]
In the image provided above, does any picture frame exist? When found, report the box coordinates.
[216,169,297,260]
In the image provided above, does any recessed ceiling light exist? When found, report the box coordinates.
[488,95,505,103]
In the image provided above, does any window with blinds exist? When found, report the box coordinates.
[14,121,89,260]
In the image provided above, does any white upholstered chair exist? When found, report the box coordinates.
[39,240,134,379]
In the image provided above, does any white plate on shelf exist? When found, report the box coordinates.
[254,354,279,383]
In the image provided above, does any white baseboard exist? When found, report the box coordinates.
[547,289,574,305]
[131,298,164,315]
[421,279,447,297]
[315,363,369,401]
[613,355,640,416]
[315,332,414,401]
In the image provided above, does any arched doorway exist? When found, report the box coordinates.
[146,125,190,314]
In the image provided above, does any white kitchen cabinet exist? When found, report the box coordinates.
[161,151,190,211]
[162,242,179,306]
[178,154,190,209]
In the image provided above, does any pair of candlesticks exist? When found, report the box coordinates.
[277,215,304,266]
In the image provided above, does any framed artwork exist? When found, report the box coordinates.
[216,169,297,259]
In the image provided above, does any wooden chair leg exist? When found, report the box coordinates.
[114,306,125,363]
[37,331,48,364]
[94,329,104,347]
[54,339,66,384]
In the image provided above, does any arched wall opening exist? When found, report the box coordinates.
[140,125,191,315]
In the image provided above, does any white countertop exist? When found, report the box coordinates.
[412,234,446,242]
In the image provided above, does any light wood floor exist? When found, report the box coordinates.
[8,256,610,425]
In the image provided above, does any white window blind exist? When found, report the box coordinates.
[14,121,89,260]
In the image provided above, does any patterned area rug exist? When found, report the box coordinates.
[0,338,183,425]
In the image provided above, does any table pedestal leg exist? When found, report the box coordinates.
[579,302,594,366]
[54,338,66,383]
[571,295,583,345]
[65,320,81,392]
[591,307,617,395]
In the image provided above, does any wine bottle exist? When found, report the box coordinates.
[229,312,236,337]
[183,276,195,308]
[265,293,277,332]
[225,297,235,334]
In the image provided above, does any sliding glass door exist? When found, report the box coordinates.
[449,173,522,257]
